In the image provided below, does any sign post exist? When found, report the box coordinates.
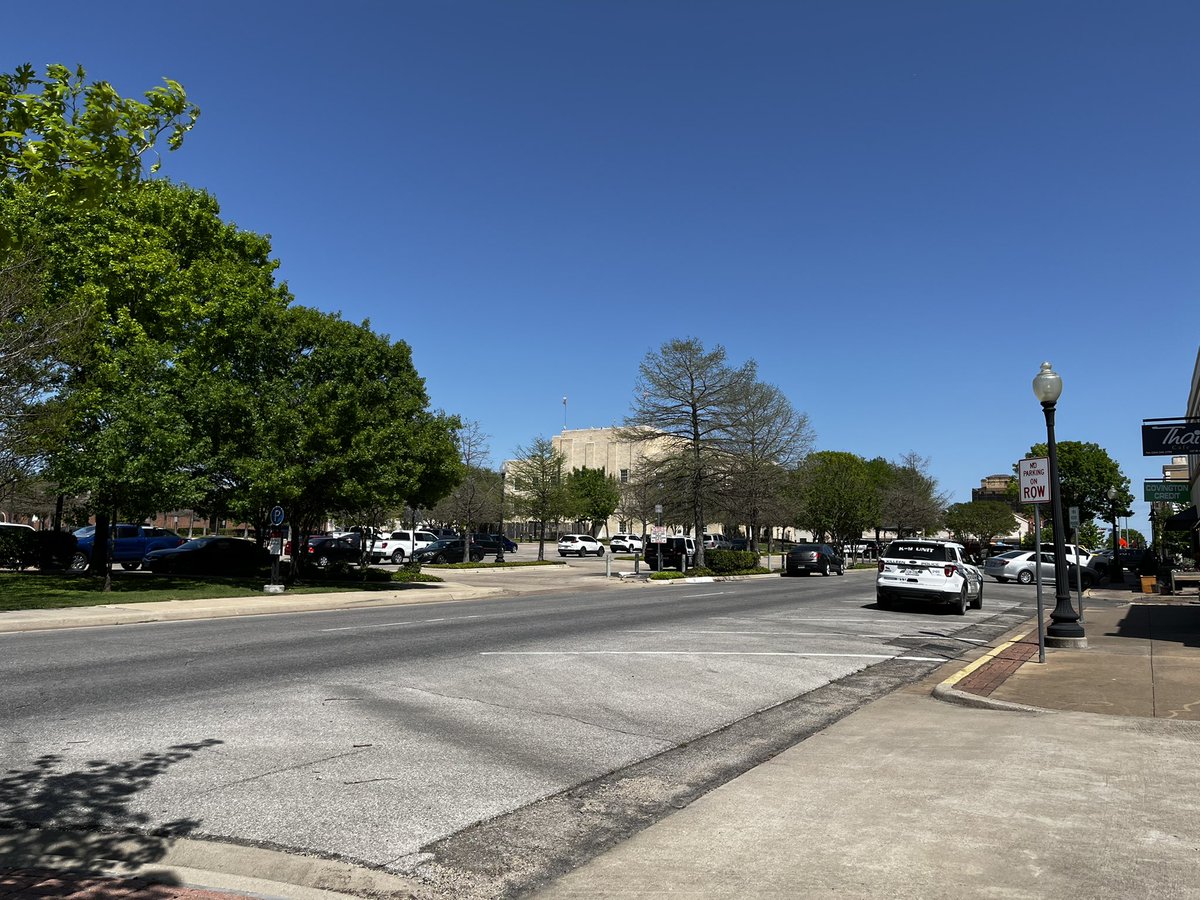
[1019,458,1051,663]
[1069,506,1084,624]
[267,505,286,593]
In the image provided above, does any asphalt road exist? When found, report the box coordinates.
[0,570,1042,893]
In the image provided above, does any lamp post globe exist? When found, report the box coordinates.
[1032,362,1085,646]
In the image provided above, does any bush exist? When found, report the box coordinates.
[0,527,36,569]
[705,549,759,574]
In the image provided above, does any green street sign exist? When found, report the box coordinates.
[1144,481,1191,503]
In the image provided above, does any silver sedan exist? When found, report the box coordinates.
[982,550,1096,587]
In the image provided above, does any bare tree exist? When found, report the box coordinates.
[441,420,492,549]
[507,436,569,561]
[716,380,815,552]
[622,338,753,568]
[882,451,950,537]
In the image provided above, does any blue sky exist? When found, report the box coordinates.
[8,1,1198,540]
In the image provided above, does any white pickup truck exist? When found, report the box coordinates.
[369,529,438,564]
[876,539,984,615]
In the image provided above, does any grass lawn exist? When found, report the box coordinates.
[0,572,401,612]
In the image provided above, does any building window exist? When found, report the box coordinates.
[620,468,629,484]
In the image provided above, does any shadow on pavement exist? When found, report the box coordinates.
[0,739,223,878]
[1112,603,1200,648]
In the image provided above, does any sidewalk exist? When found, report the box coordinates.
[534,575,1200,898]
[4,572,1200,898]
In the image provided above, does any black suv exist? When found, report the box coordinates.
[643,536,697,571]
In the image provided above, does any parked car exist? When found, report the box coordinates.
[71,523,185,571]
[370,530,439,564]
[411,539,485,564]
[1038,543,1094,567]
[785,543,845,576]
[703,533,732,550]
[983,550,1097,588]
[642,535,696,571]
[730,538,751,552]
[144,536,269,576]
[469,533,518,554]
[306,536,364,568]
[876,539,984,615]
[610,533,644,553]
[558,534,604,557]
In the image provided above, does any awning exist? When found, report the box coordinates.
[1164,506,1198,532]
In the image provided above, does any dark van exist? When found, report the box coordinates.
[643,536,697,571]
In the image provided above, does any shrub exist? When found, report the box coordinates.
[704,549,759,574]
[649,570,686,580]
[0,527,36,569]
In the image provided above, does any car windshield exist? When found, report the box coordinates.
[791,545,820,553]
[991,551,1024,561]
[886,542,949,561]
[179,538,218,550]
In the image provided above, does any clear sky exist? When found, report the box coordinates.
[8,1,1198,541]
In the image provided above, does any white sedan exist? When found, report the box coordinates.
[558,534,605,557]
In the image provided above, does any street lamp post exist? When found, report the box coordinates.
[1032,362,1086,647]
[1106,487,1123,585]
[496,469,506,563]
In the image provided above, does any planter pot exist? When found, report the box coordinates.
[1140,575,1157,594]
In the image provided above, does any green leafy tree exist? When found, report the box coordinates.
[508,436,569,561]
[944,501,1019,550]
[1,63,199,218]
[241,306,462,575]
[623,338,754,568]
[790,451,874,546]
[566,466,621,537]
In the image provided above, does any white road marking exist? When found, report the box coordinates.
[321,614,480,632]
[481,651,947,661]
[680,592,728,598]
[622,629,904,639]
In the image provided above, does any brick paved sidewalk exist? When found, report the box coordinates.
[955,632,1040,697]
[0,868,240,899]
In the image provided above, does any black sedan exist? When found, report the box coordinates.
[144,536,269,576]
[469,534,518,554]
[307,537,363,568]
[412,539,485,564]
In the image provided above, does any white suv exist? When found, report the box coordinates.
[876,539,984,615]
[558,534,605,557]
[610,533,644,553]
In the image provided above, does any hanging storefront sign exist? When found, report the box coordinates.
[1144,480,1191,503]
[1141,418,1200,456]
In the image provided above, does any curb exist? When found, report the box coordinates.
[932,628,1046,714]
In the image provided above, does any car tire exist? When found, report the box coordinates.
[434,553,447,564]
[876,590,892,609]
[596,547,605,556]
[559,552,567,557]
[121,561,141,571]
[954,583,968,615]
[391,549,405,564]
[1017,569,1034,585]
[995,576,1008,583]
[837,563,845,575]
[317,554,332,568]
[70,551,88,572]
[821,561,830,576]
[971,579,984,610]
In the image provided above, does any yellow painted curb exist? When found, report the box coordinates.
[940,629,1033,688]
